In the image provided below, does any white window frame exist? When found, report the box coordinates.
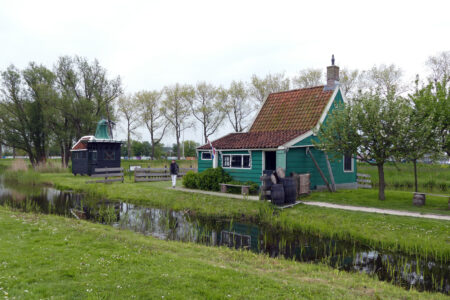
[222,154,251,169]
[201,151,212,160]
[343,155,354,172]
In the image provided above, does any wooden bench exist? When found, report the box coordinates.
[86,167,124,184]
[134,167,197,182]
[220,183,250,195]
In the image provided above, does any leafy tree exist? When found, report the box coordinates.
[0,64,57,166]
[54,56,122,138]
[292,68,323,88]
[54,56,122,165]
[117,94,140,158]
[412,79,450,156]
[249,73,290,106]
[223,81,252,132]
[316,92,411,200]
[396,100,438,192]
[189,82,225,144]
[161,84,193,159]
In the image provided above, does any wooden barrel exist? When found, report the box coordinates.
[412,193,426,206]
[282,178,297,204]
[271,184,285,205]
[261,175,273,191]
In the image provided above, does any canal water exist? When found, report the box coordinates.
[0,178,448,294]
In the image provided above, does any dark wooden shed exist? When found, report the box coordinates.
[71,120,122,176]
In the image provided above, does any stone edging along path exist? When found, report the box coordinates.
[172,187,450,221]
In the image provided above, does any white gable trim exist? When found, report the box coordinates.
[313,86,340,132]
[281,130,313,148]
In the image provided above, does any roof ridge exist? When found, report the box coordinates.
[270,85,326,95]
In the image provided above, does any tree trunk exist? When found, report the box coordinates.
[377,163,385,200]
[0,143,2,157]
[13,147,16,159]
[413,159,418,193]
[127,131,131,158]
[60,144,65,167]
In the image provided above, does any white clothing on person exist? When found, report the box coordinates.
[171,174,177,187]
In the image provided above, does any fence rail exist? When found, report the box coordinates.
[134,167,197,182]
[357,173,372,189]
[86,167,124,184]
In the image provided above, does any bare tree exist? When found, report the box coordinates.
[189,82,225,144]
[292,68,323,88]
[117,94,140,158]
[223,81,253,132]
[249,73,290,106]
[161,84,193,159]
[136,90,168,160]
[339,68,360,99]
[360,64,406,97]
[426,51,450,86]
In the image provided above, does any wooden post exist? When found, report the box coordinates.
[306,147,332,192]
[324,152,336,192]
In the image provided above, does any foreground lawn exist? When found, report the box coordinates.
[0,207,445,299]
[304,189,450,216]
[15,172,448,261]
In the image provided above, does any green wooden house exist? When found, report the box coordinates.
[197,58,357,190]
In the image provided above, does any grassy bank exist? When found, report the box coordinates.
[0,207,445,299]
[12,171,448,262]
[358,162,450,193]
[304,189,450,215]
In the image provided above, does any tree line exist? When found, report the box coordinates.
[0,52,448,183]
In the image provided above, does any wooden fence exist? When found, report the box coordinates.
[86,167,124,184]
[134,167,197,182]
[357,173,372,189]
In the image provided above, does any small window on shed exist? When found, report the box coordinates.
[201,152,212,160]
[343,155,353,172]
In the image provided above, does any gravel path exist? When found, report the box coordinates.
[173,187,450,221]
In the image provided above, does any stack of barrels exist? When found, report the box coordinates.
[260,168,297,206]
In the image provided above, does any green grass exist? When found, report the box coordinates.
[358,162,450,193]
[16,171,450,262]
[1,159,449,262]
[304,189,450,215]
[0,207,446,299]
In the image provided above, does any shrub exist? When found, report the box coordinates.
[197,167,232,191]
[182,171,199,189]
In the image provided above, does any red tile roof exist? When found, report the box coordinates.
[198,86,334,150]
[197,130,307,150]
[249,86,333,132]
[71,136,92,151]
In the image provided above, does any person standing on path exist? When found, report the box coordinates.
[170,160,179,188]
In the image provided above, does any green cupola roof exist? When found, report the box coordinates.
[94,119,111,139]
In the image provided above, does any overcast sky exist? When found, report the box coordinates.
[1,0,449,146]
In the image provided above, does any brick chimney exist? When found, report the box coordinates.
[325,54,339,90]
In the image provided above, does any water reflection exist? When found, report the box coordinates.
[0,178,448,294]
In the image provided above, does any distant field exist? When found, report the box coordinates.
[358,162,450,193]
